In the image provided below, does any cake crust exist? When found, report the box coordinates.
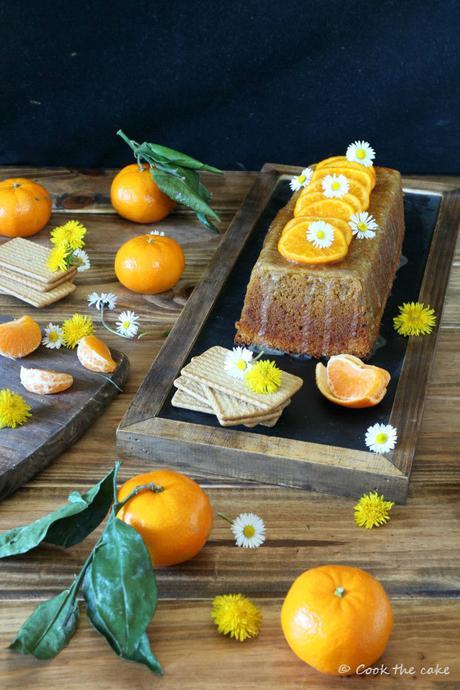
[235,167,405,358]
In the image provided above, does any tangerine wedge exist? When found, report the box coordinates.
[20,367,74,394]
[77,335,117,373]
[294,196,356,221]
[278,217,349,265]
[315,156,376,187]
[315,354,390,408]
[0,315,41,359]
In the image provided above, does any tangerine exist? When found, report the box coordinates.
[0,315,41,358]
[281,564,393,676]
[20,367,73,394]
[77,335,117,373]
[110,163,175,223]
[315,354,390,408]
[115,233,185,294]
[117,469,213,568]
[0,178,51,238]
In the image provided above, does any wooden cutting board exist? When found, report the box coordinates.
[0,319,129,500]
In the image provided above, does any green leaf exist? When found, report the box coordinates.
[0,466,115,558]
[82,514,162,675]
[139,142,222,174]
[10,586,79,659]
[151,169,220,221]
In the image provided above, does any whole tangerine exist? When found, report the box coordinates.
[0,178,51,238]
[117,469,213,568]
[114,233,185,294]
[281,564,393,676]
[110,163,175,223]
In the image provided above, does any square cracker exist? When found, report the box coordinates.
[181,345,303,412]
[172,381,283,428]
[0,238,76,285]
[173,376,209,405]
[204,384,288,422]
[0,265,77,292]
[0,275,76,307]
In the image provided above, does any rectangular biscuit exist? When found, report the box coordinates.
[0,265,77,292]
[0,238,76,285]
[204,384,288,422]
[0,275,76,307]
[181,346,302,412]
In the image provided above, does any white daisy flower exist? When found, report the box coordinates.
[224,347,254,379]
[322,173,349,198]
[346,140,375,167]
[42,322,64,349]
[116,310,140,338]
[71,248,91,272]
[365,423,398,454]
[149,229,165,236]
[87,292,118,311]
[289,167,313,192]
[349,211,379,239]
[231,513,266,549]
[306,220,335,249]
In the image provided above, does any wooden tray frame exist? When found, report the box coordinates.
[117,165,460,503]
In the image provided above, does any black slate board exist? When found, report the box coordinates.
[158,180,441,451]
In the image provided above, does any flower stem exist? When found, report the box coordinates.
[217,512,233,525]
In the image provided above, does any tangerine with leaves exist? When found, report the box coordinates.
[281,565,393,676]
[0,315,41,359]
[117,469,213,567]
[115,233,185,294]
[110,164,175,223]
[77,335,117,373]
[0,178,51,238]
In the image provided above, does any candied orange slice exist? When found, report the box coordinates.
[315,354,390,408]
[285,215,352,245]
[311,166,373,195]
[294,196,356,221]
[77,335,117,373]
[299,178,369,212]
[0,315,41,359]
[20,367,73,394]
[278,217,349,265]
[315,156,376,187]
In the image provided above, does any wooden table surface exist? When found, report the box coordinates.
[0,168,459,690]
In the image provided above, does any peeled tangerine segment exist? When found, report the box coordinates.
[294,197,356,221]
[20,367,73,394]
[0,315,42,359]
[315,354,390,409]
[77,335,117,373]
[315,156,377,187]
[278,217,349,265]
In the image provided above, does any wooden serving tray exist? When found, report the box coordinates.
[117,165,460,503]
[0,325,129,500]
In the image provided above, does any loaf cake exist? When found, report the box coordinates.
[235,166,404,358]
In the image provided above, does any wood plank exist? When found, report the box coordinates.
[0,598,458,689]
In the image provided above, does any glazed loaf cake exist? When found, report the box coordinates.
[235,167,404,358]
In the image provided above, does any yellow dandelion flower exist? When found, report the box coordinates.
[393,302,436,336]
[0,389,31,429]
[47,245,69,273]
[211,594,262,641]
[51,220,87,250]
[354,491,394,529]
[62,313,94,349]
[245,360,281,394]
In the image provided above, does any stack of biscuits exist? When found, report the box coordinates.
[0,238,76,307]
[172,345,303,428]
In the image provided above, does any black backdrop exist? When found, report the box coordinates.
[1,0,459,173]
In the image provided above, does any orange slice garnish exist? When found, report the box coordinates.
[0,315,41,359]
[278,217,349,265]
[311,166,373,195]
[285,215,352,245]
[315,354,390,408]
[315,156,376,187]
[20,367,73,394]
[77,335,117,373]
[299,178,369,212]
[294,196,356,221]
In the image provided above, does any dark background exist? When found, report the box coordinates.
[1,0,459,173]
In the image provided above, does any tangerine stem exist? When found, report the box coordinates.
[335,586,346,598]
[114,482,164,514]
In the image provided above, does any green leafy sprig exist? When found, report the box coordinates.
[2,462,164,675]
[117,129,223,232]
